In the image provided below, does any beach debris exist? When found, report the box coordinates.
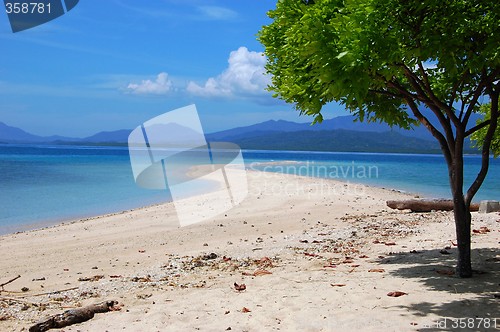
[131,276,152,282]
[136,293,152,299]
[28,300,121,332]
[386,199,479,212]
[485,257,500,262]
[109,275,123,279]
[257,257,274,268]
[384,242,397,246]
[21,287,29,292]
[246,269,272,277]
[32,277,46,282]
[78,275,104,282]
[330,284,346,287]
[359,255,369,259]
[0,275,21,291]
[241,307,251,313]
[234,283,246,291]
[368,269,385,273]
[436,269,455,276]
[387,291,407,297]
[472,227,491,234]
[29,287,80,297]
[0,314,11,321]
[202,253,218,260]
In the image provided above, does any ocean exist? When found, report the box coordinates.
[1,144,499,234]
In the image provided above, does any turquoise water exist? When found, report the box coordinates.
[0,145,169,234]
[244,150,500,200]
[1,144,499,234]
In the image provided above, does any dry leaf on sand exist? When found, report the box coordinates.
[436,269,455,276]
[253,269,272,276]
[387,291,407,297]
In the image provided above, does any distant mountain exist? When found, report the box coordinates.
[0,122,78,143]
[208,115,435,142]
[82,129,131,143]
[0,115,481,154]
[208,129,442,154]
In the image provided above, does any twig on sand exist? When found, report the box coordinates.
[0,296,40,306]
[0,275,21,291]
[29,300,121,332]
[21,287,80,298]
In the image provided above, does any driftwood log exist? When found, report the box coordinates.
[387,199,480,212]
[29,300,120,332]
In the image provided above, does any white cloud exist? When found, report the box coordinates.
[187,47,271,100]
[197,6,238,20]
[127,72,172,95]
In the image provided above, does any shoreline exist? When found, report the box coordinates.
[0,169,417,237]
[0,170,498,331]
[0,200,172,238]
[0,167,486,238]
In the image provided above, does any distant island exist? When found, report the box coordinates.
[0,115,479,154]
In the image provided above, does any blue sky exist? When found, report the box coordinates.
[0,0,345,137]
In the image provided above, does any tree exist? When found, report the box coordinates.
[472,103,500,157]
[258,0,500,277]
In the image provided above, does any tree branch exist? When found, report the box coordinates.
[394,67,456,153]
[465,92,499,205]
[463,69,500,126]
[464,119,491,137]
[463,75,487,125]
[368,88,401,98]
[401,63,461,128]
[453,71,470,112]
[403,96,452,165]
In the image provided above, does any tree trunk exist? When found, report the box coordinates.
[452,194,473,278]
[449,136,473,278]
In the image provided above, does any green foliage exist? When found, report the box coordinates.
[471,103,500,157]
[258,0,500,128]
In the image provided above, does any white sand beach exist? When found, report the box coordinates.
[0,171,499,331]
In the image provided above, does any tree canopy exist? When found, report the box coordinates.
[472,103,500,157]
[259,0,500,277]
[258,0,500,129]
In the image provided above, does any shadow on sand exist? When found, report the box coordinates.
[379,246,499,331]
